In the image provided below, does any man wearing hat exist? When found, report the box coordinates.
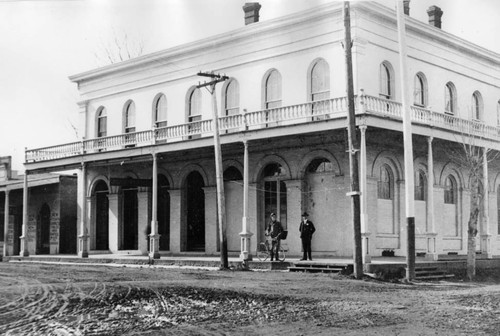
[266,213,284,261]
[299,212,316,261]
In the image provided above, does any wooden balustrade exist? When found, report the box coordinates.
[25,95,500,163]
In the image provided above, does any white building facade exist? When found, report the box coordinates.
[21,2,500,261]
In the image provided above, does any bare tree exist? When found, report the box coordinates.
[447,127,499,280]
[93,29,145,66]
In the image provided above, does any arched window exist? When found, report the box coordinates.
[445,82,456,114]
[379,62,394,99]
[444,175,457,204]
[154,94,168,128]
[124,101,136,134]
[262,163,287,228]
[97,107,107,138]
[377,165,393,199]
[414,72,427,106]
[414,170,426,201]
[307,158,334,173]
[223,166,243,181]
[187,88,202,138]
[225,79,240,116]
[472,91,483,121]
[264,70,282,109]
[310,59,330,102]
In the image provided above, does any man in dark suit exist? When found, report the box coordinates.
[299,212,316,261]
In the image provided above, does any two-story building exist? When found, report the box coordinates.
[15,2,500,262]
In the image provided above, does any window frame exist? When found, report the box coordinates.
[445,82,456,115]
[154,93,168,128]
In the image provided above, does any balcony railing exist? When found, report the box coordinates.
[25,95,500,163]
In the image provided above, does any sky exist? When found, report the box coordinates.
[1,0,499,172]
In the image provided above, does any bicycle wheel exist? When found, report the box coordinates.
[277,245,286,262]
[257,242,269,261]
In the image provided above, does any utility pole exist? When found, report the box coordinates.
[344,2,363,279]
[396,1,416,281]
[197,71,230,269]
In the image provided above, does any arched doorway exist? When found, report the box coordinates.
[185,171,205,251]
[94,180,109,250]
[37,203,50,254]
[224,166,243,252]
[305,158,339,253]
[158,174,170,251]
[121,182,138,250]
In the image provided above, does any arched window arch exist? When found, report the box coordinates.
[307,158,334,173]
[445,82,456,114]
[310,59,330,102]
[444,175,457,204]
[124,100,136,134]
[472,91,483,121]
[414,72,427,107]
[224,79,240,116]
[153,93,167,128]
[187,87,202,138]
[96,107,107,138]
[414,170,426,201]
[379,62,394,99]
[264,70,282,109]
[377,165,393,199]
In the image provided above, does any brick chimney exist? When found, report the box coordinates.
[403,0,410,15]
[243,2,261,25]
[427,5,443,28]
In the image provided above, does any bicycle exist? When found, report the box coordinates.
[256,231,288,262]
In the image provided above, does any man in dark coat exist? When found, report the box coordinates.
[299,212,316,261]
[266,213,284,261]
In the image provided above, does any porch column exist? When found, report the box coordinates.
[19,171,29,256]
[481,146,492,258]
[359,125,371,263]
[426,137,438,260]
[239,140,253,262]
[3,190,9,257]
[149,153,160,259]
[78,163,89,258]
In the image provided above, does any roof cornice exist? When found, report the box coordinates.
[69,2,343,84]
[352,1,500,65]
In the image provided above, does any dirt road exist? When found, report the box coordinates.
[0,262,499,335]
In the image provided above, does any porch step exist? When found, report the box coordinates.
[288,262,349,274]
[413,266,455,281]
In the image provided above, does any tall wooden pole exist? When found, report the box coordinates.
[396,0,416,281]
[344,2,363,279]
[197,71,229,269]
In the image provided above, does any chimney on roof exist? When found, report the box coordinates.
[403,0,410,15]
[427,5,443,29]
[243,2,261,25]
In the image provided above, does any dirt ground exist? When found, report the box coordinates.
[0,262,499,336]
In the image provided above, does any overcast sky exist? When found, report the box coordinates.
[1,0,499,172]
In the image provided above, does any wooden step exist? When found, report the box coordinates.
[288,266,344,273]
[416,274,455,280]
